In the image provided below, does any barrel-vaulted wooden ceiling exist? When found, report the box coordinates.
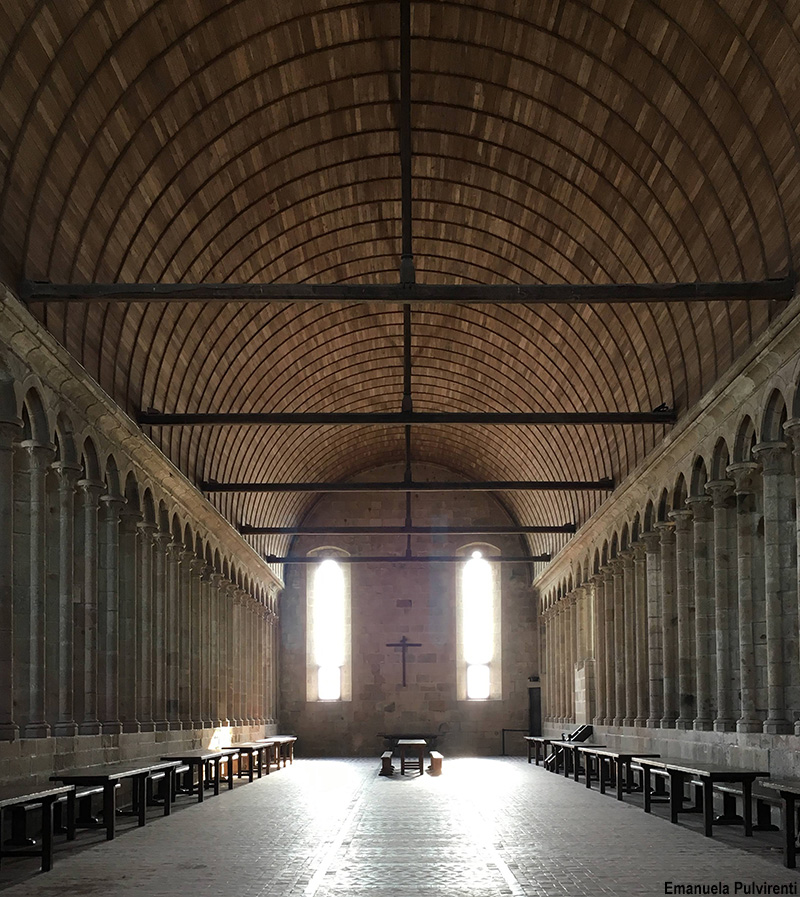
[0,0,797,568]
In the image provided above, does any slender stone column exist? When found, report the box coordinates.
[210,572,223,727]
[601,565,615,725]
[610,558,626,726]
[556,602,565,722]
[178,549,194,729]
[705,479,737,732]
[258,601,267,725]
[591,572,606,726]
[641,531,663,727]
[166,541,183,729]
[118,507,141,733]
[23,441,55,737]
[620,551,637,726]
[542,606,552,723]
[152,531,171,730]
[0,419,21,740]
[269,599,279,724]
[226,583,238,726]
[727,461,762,733]
[51,461,81,736]
[198,565,212,727]
[669,509,696,730]
[655,521,677,728]
[75,479,103,734]
[188,555,204,728]
[686,495,714,730]
[233,589,245,726]
[565,597,574,722]
[753,441,794,734]
[98,492,125,735]
[137,521,157,732]
[632,542,648,726]
[783,418,800,735]
[247,596,257,726]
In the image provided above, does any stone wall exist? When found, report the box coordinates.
[279,463,538,756]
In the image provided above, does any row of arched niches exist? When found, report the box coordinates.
[538,372,800,736]
[0,357,280,740]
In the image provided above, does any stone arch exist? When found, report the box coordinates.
[21,387,50,444]
[620,522,630,551]
[213,548,221,574]
[183,523,193,551]
[81,437,101,481]
[575,561,583,584]
[631,511,641,542]
[124,471,140,513]
[567,573,573,593]
[710,437,730,480]
[761,388,788,442]
[194,533,203,559]
[673,472,688,508]
[54,412,78,464]
[600,540,609,567]
[656,487,671,521]
[104,454,122,497]
[592,548,601,575]
[690,456,709,496]
[643,499,655,531]
[733,415,756,462]
[170,513,182,542]
[142,488,156,525]
[222,557,230,579]
[0,355,20,423]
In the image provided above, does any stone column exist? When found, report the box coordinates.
[753,441,794,734]
[611,558,626,726]
[198,565,212,727]
[178,548,194,729]
[137,521,157,732]
[209,572,223,726]
[641,531,663,727]
[686,495,714,730]
[269,600,279,724]
[22,441,55,737]
[98,492,125,735]
[233,589,244,726]
[632,542,648,726]
[669,509,696,730]
[705,479,737,731]
[226,583,238,726]
[0,419,21,740]
[247,596,257,726]
[601,565,615,725]
[541,606,551,723]
[655,521,677,728]
[783,418,800,735]
[152,531,171,730]
[591,572,605,726]
[188,555,204,729]
[621,551,637,726]
[727,461,762,733]
[51,461,81,736]
[556,602,565,722]
[166,541,183,729]
[566,596,575,723]
[75,479,103,734]
[118,507,141,733]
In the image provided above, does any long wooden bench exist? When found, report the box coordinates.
[0,783,75,873]
[759,778,800,868]
[632,756,770,837]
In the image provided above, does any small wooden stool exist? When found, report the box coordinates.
[379,751,394,776]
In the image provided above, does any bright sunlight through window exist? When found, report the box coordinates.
[462,550,494,699]
[312,559,345,701]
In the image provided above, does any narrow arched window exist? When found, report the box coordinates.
[307,554,350,701]
[459,548,500,700]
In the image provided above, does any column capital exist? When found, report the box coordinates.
[631,540,647,561]
[783,417,800,448]
[640,530,661,553]
[685,494,713,521]
[100,492,126,517]
[21,439,56,469]
[654,519,675,544]
[51,459,82,480]
[704,478,734,506]
[726,460,760,494]
[752,440,791,475]
[137,520,158,540]
[668,508,693,532]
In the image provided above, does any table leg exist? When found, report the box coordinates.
[643,768,652,813]
[669,772,684,825]
[137,775,147,826]
[584,754,592,789]
[703,780,713,836]
[213,758,221,795]
[41,797,54,872]
[616,759,624,801]
[599,758,607,795]
[227,754,235,789]
[66,789,76,840]
[783,792,796,868]
[164,768,173,817]
[743,780,753,836]
[103,783,116,840]
[197,761,205,802]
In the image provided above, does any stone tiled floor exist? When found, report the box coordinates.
[1,758,798,896]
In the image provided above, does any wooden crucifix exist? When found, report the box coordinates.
[385,635,422,686]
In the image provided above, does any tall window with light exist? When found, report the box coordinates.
[460,548,500,700]
[307,555,350,701]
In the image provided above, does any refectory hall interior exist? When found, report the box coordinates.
[4,0,800,875]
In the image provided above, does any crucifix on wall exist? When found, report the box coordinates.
[386,635,422,686]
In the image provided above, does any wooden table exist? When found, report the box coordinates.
[397,739,426,776]
[222,743,271,782]
[579,747,657,799]
[760,778,800,867]
[523,736,552,765]
[263,735,297,768]
[51,760,181,840]
[633,756,770,837]
[0,783,75,872]
[160,749,238,801]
